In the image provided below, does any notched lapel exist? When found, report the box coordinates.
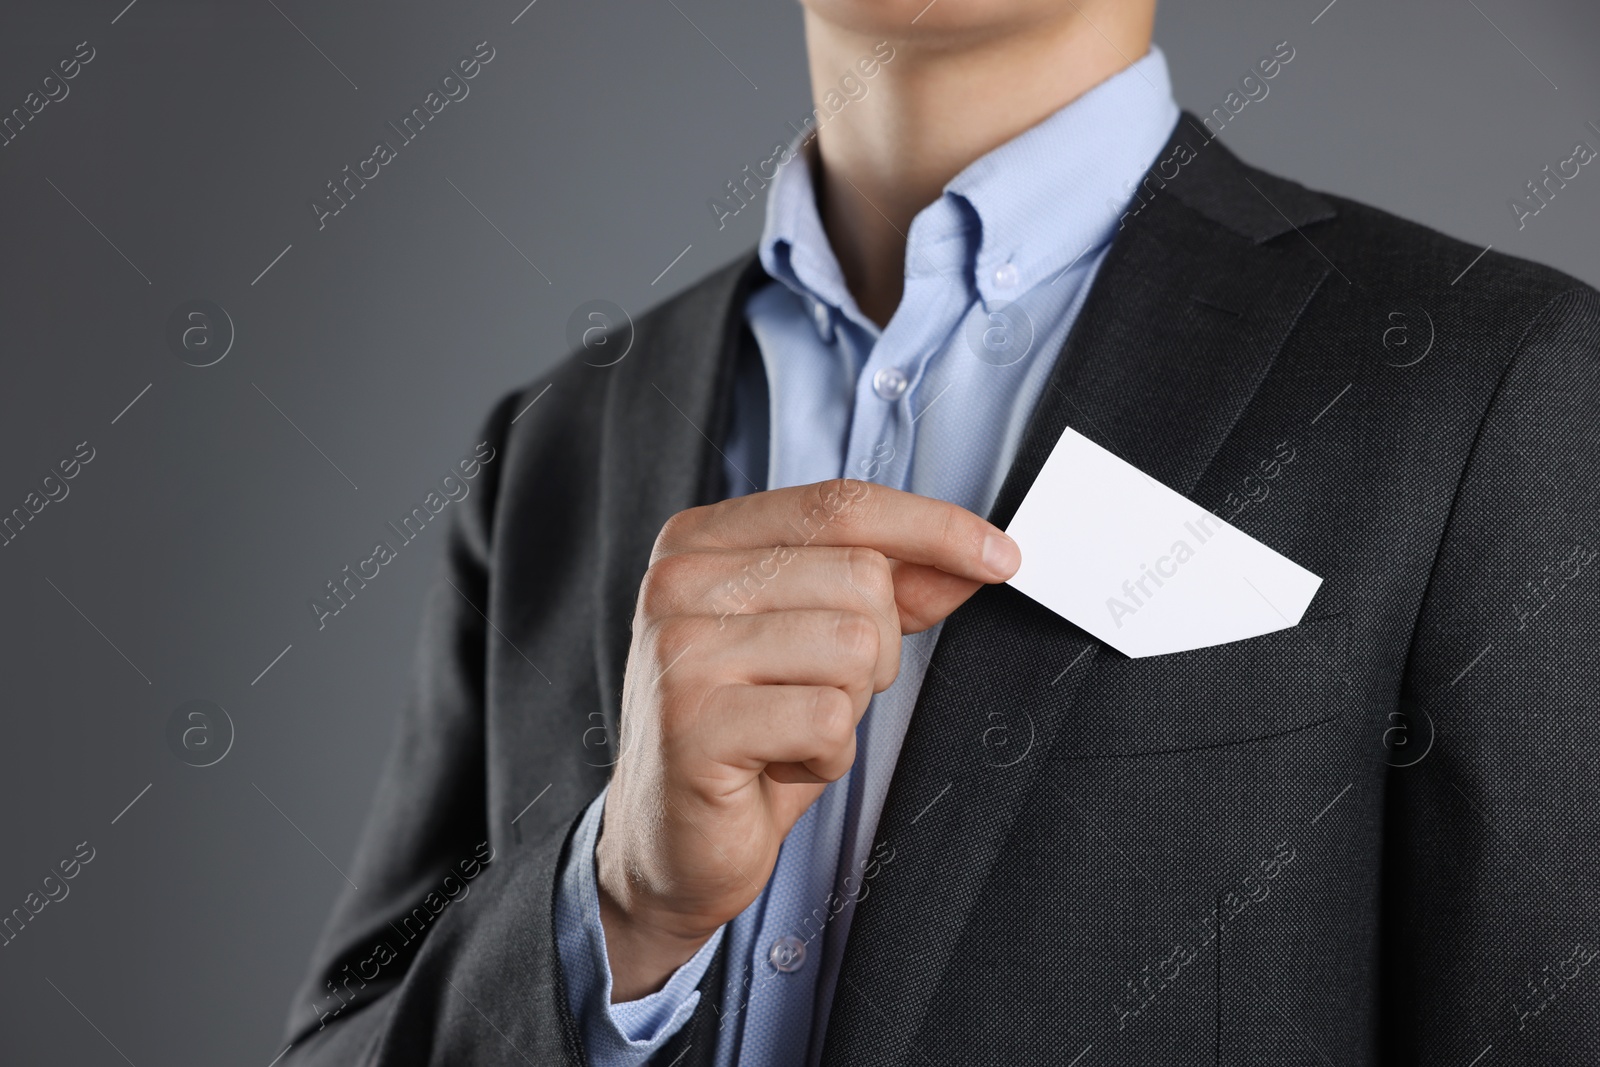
[592,253,765,761]
[822,129,1337,1064]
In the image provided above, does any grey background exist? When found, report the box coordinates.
[0,0,1595,1062]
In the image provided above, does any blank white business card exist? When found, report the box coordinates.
[1004,428,1322,658]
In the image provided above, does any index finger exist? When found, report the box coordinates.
[653,479,1021,583]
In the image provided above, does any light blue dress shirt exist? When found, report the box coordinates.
[555,46,1179,1067]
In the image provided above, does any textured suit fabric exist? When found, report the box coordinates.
[280,114,1600,1066]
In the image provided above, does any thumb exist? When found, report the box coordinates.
[890,561,990,634]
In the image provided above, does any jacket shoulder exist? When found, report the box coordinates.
[494,248,759,440]
[1203,150,1600,387]
[1154,124,1596,316]
[1311,187,1595,308]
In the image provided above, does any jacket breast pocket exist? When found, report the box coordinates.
[1049,611,1346,759]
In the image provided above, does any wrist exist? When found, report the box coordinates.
[595,825,721,1002]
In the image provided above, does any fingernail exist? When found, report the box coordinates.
[983,532,1021,579]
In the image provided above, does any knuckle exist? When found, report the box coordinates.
[812,737,856,782]
[843,546,891,603]
[936,505,967,559]
[812,688,855,745]
[833,610,879,665]
[934,503,984,571]
[810,479,857,532]
[652,507,705,561]
[636,561,675,616]
[637,554,699,616]
[650,617,703,678]
[874,643,902,690]
[658,683,713,748]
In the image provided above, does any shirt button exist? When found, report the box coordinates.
[871,366,909,401]
[769,935,807,973]
[992,262,1020,288]
[811,300,834,341]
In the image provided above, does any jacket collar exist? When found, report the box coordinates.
[591,251,768,745]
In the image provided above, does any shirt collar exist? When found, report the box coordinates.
[759,136,860,327]
[757,44,1179,324]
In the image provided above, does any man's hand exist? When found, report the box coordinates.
[595,479,1021,1001]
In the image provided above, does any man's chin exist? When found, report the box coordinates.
[800,0,1117,55]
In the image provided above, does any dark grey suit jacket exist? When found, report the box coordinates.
[281,115,1600,1065]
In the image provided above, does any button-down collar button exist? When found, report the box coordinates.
[992,262,1020,289]
[871,366,909,401]
[812,299,834,341]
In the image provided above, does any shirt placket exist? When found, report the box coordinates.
[842,225,972,494]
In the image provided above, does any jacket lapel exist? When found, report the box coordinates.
[592,253,766,757]
[820,120,1337,1064]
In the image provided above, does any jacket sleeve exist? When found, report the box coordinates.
[1385,287,1600,1064]
[276,389,591,1066]
[554,787,727,1064]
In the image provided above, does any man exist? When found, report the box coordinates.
[283,0,1600,1064]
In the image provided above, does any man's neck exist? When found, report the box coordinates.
[803,8,1155,327]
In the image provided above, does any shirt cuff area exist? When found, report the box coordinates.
[553,785,727,1063]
